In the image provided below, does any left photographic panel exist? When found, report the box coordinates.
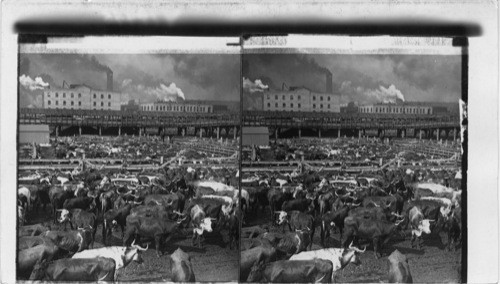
[16,36,241,282]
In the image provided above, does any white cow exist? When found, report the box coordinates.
[18,186,31,211]
[290,243,366,282]
[72,240,147,279]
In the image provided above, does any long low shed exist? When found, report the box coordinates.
[19,124,50,144]
[242,126,269,146]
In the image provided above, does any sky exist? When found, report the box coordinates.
[242,53,462,107]
[18,54,240,108]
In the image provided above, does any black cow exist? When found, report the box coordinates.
[267,188,292,223]
[282,198,314,214]
[17,241,60,279]
[58,209,98,248]
[49,186,73,223]
[29,257,116,281]
[124,213,187,257]
[63,197,97,211]
[320,206,350,247]
[276,230,312,257]
[42,229,93,254]
[276,210,315,250]
[240,245,277,281]
[343,216,405,258]
[102,203,132,245]
[247,259,333,283]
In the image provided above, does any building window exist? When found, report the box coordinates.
[267,103,270,107]
[328,97,331,101]
[108,102,111,107]
[290,103,294,108]
[282,95,285,100]
[267,94,270,99]
[101,94,104,99]
[290,95,293,100]
[71,93,74,98]
[63,101,66,106]
[78,101,81,106]
[275,103,278,107]
[93,93,96,99]
[48,100,51,105]
[63,93,66,98]
[93,102,96,106]
[283,103,286,107]
[101,102,104,107]
[71,101,74,106]
[275,95,278,99]
[298,95,301,100]
[328,104,330,109]
[320,104,323,109]
[320,96,323,101]
[108,94,111,99]
[78,93,81,98]
[313,104,316,109]
[55,93,59,98]
[298,103,301,108]
[313,96,316,101]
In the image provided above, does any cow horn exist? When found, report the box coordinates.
[395,217,405,226]
[135,243,148,251]
[131,239,136,247]
[176,216,188,224]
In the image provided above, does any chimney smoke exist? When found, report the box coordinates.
[107,71,113,92]
[325,71,332,93]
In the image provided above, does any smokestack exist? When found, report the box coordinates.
[107,71,113,92]
[326,71,332,93]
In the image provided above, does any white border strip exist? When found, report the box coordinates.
[21,36,241,54]
[244,35,463,55]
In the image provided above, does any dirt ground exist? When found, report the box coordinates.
[244,209,462,283]
[21,210,239,282]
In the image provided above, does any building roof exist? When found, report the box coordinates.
[242,127,269,135]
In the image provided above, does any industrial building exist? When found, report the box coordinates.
[43,84,122,111]
[358,103,433,115]
[263,87,340,113]
[140,101,214,113]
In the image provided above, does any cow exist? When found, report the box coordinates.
[240,245,277,281]
[190,204,215,249]
[408,206,434,249]
[63,196,97,211]
[267,188,292,223]
[49,186,73,223]
[343,215,405,258]
[42,228,93,254]
[72,240,147,280]
[241,225,269,239]
[320,206,350,247]
[18,206,26,226]
[388,249,413,283]
[29,257,116,281]
[290,242,366,282]
[274,230,311,257]
[276,210,315,249]
[18,186,32,211]
[17,241,59,279]
[57,208,98,248]
[170,247,196,282]
[102,203,133,245]
[124,213,187,257]
[247,259,333,283]
[437,205,462,251]
[281,198,314,214]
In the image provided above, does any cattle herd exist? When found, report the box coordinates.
[17,136,240,281]
[16,136,463,283]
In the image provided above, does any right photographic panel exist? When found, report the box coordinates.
[240,36,465,283]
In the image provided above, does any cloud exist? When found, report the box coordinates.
[121,81,185,103]
[19,74,49,91]
[243,77,269,93]
[144,82,185,101]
